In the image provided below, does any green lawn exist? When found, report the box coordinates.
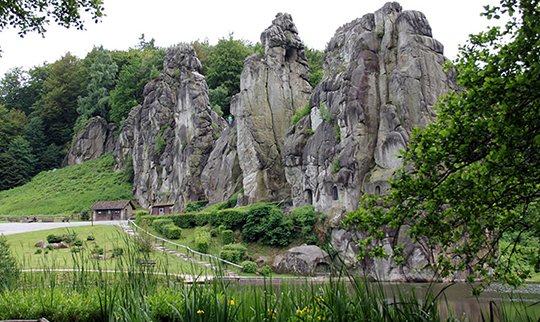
[5,225,209,275]
[0,154,133,216]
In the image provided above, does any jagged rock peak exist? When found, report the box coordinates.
[162,44,202,76]
[261,13,304,52]
[67,116,116,165]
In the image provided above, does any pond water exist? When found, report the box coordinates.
[228,278,540,321]
[385,282,540,321]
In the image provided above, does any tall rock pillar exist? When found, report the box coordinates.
[232,13,311,203]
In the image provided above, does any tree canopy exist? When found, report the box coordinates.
[0,0,104,36]
[345,0,539,286]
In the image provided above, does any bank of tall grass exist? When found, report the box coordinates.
[0,154,132,216]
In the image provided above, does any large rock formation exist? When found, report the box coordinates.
[283,2,456,279]
[201,126,243,204]
[66,116,116,165]
[273,245,331,276]
[232,13,312,203]
[115,45,224,209]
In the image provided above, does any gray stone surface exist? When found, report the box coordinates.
[283,3,456,281]
[232,13,311,203]
[66,116,116,165]
[201,126,243,204]
[273,245,331,276]
[115,44,225,209]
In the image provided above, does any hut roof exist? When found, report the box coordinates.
[91,200,134,210]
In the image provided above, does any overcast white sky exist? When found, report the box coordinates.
[0,0,498,77]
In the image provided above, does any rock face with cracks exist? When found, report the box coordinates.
[283,2,456,280]
[115,44,224,210]
[232,13,312,204]
[66,116,116,165]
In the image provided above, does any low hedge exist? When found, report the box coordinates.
[152,219,174,233]
[194,228,211,253]
[221,229,234,245]
[219,243,247,263]
[162,224,182,239]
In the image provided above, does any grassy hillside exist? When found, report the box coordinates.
[0,154,133,216]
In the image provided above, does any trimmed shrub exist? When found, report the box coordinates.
[73,239,83,247]
[112,247,124,257]
[194,228,211,253]
[46,234,63,243]
[259,265,273,276]
[214,206,250,229]
[241,261,257,274]
[194,211,212,226]
[162,224,182,240]
[185,200,208,212]
[86,235,95,241]
[219,243,247,263]
[221,229,234,245]
[152,219,174,234]
[242,203,293,247]
[172,214,196,228]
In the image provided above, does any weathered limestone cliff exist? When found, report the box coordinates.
[232,13,312,203]
[283,2,456,280]
[115,45,224,209]
[66,116,116,165]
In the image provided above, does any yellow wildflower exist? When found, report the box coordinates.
[196,309,204,315]
[229,299,235,305]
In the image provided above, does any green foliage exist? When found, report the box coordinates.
[194,227,211,253]
[291,103,312,124]
[0,67,37,115]
[242,203,292,247]
[305,47,324,87]
[185,200,209,212]
[345,0,540,285]
[162,224,182,240]
[332,158,341,174]
[0,0,104,37]
[290,205,325,245]
[109,47,165,125]
[86,235,95,241]
[206,35,252,116]
[219,243,247,263]
[38,53,83,147]
[0,154,133,216]
[208,84,228,116]
[241,261,257,274]
[112,247,124,258]
[152,218,174,234]
[0,236,19,290]
[46,234,63,243]
[75,47,118,132]
[221,229,234,245]
[319,102,332,122]
[0,135,36,190]
[259,265,273,276]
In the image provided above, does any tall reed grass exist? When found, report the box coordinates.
[1,229,538,321]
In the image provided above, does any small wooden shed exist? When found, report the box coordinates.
[91,200,135,221]
[151,203,174,215]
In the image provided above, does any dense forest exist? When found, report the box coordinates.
[0,35,323,191]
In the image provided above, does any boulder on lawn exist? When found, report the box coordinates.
[35,240,46,248]
[273,245,331,276]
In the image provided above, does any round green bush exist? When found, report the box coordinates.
[221,229,234,244]
[241,261,257,274]
[259,265,273,276]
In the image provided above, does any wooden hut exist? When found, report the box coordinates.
[91,200,135,221]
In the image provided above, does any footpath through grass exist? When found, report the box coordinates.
[5,225,208,275]
[0,154,132,216]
